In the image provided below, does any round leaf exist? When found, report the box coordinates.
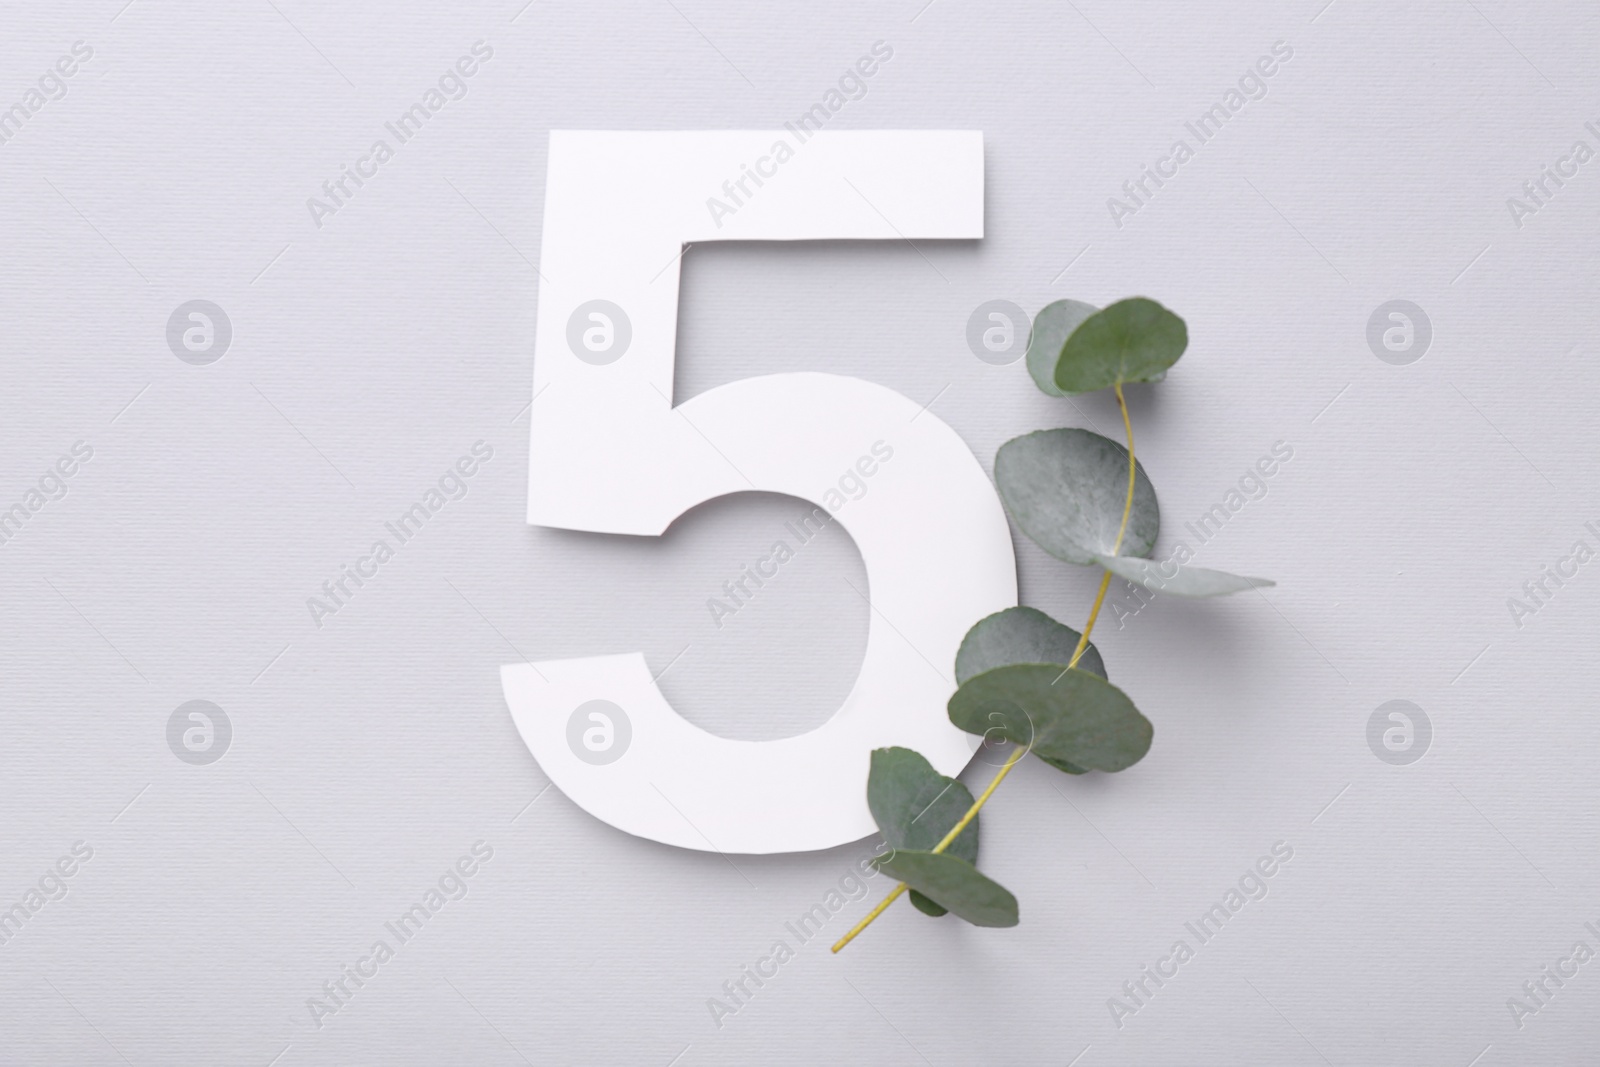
[1025,299,1098,397]
[948,664,1153,772]
[873,850,1019,928]
[1095,554,1275,598]
[909,891,948,917]
[955,606,1107,683]
[995,428,1159,565]
[1054,297,1187,396]
[866,748,978,865]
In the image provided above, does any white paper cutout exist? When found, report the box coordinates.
[503,131,1017,854]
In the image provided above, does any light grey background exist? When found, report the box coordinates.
[2,0,1596,1063]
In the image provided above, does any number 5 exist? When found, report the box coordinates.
[502,131,1016,854]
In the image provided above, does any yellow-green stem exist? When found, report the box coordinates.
[1065,381,1134,668]
[834,383,1136,954]
[831,743,1028,953]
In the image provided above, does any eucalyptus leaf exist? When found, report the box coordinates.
[909,891,948,917]
[1054,297,1187,396]
[873,850,1019,928]
[995,428,1159,565]
[955,606,1106,683]
[1094,554,1275,597]
[956,608,1100,776]
[1025,299,1098,397]
[866,748,978,864]
[948,664,1152,772]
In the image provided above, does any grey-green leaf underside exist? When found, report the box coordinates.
[1094,554,1275,598]
[1026,299,1098,397]
[995,428,1159,565]
[956,606,1107,683]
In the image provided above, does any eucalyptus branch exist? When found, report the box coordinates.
[833,383,1135,953]
[836,297,1271,948]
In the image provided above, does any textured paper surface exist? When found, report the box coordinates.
[1,2,1597,1064]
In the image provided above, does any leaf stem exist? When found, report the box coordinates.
[930,738,1029,852]
[833,382,1137,954]
[1066,381,1135,667]
[833,883,908,949]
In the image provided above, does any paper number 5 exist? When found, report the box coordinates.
[501,131,1016,854]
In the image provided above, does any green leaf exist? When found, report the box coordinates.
[995,428,1159,565]
[1094,554,1275,598]
[866,748,978,865]
[955,609,1102,776]
[1053,297,1187,396]
[948,664,1152,772]
[1038,755,1089,775]
[873,850,1019,928]
[955,606,1107,683]
[1025,299,1098,397]
[909,891,948,917]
